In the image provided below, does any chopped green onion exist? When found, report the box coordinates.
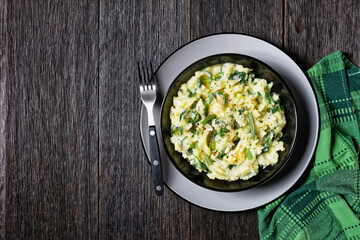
[190,143,197,149]
[204,103,209,116]
[187,148,193,155]
[238,107,246,115]
[270,106,279,114]
[218,151,227,159]
[210,142,215,151]
[171,126,183,136]
[179,109,187,120]
[245,148,253,160]
[188,109,199,117]
[216,91,227,106]
[201,78,212,84]
[188,110,201,124]
[209,92,216,104]
[262,130,275,153]
[265,91,273,104]
[204,155,213,165]
[248,74,254,82]
[280,106,285,113]
[229,70,246,82]
[230,114,234,118]
[229,164,235,169]
[214,71,223,80]
[194,156,211,173]
[257,92,262,102]
[274,99,280,104]
[187,89,196,97]
[215,118,226,126]
[201,114,217,124]
[219,127,228,137]
[248,112,256,140]
[197,161,210,173]
[263,138,271,153]
[196,78,201,88]
[181,136,187,146]
[189,100,198,109]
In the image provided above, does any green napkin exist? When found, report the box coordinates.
[258,50,360,239]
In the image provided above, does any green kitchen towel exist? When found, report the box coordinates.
[258,50,360,240]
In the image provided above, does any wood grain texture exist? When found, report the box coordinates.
[0,0,7,238]
[5,1,99,239]
[285,0,360,69]
[189,1,284,239]
[2,0,360,239]
[98,0,191,239]
[191,0,284,49]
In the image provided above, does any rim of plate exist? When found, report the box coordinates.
[139,32,320,211]
[159,52,299,192]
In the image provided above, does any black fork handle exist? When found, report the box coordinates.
[149,126,164,196]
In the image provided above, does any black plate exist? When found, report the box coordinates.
[160,53,298,192]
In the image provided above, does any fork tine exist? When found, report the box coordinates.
[137,61,143,83]
[142,61,146,84]
[140,61,147,84]
[138,61,156,88]
[150,63,154,83]
[146,62,151,84]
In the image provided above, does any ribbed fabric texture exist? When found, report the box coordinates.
[258,51,360,240]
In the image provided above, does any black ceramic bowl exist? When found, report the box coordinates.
[160,53,298,192]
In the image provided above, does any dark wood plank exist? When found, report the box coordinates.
[98,1,191,239]
[5,1,99,239]
[285,0,360,69]
[190,208,259,239]
[189,1,284,239]
[191,0,284,48]
[1,0,359,239]
[0,0,7,238]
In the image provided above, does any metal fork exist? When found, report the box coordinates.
[138,61,164,196]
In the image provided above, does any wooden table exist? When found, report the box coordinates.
[1,0,359,239]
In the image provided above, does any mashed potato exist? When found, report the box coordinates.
[170,63,286,181]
